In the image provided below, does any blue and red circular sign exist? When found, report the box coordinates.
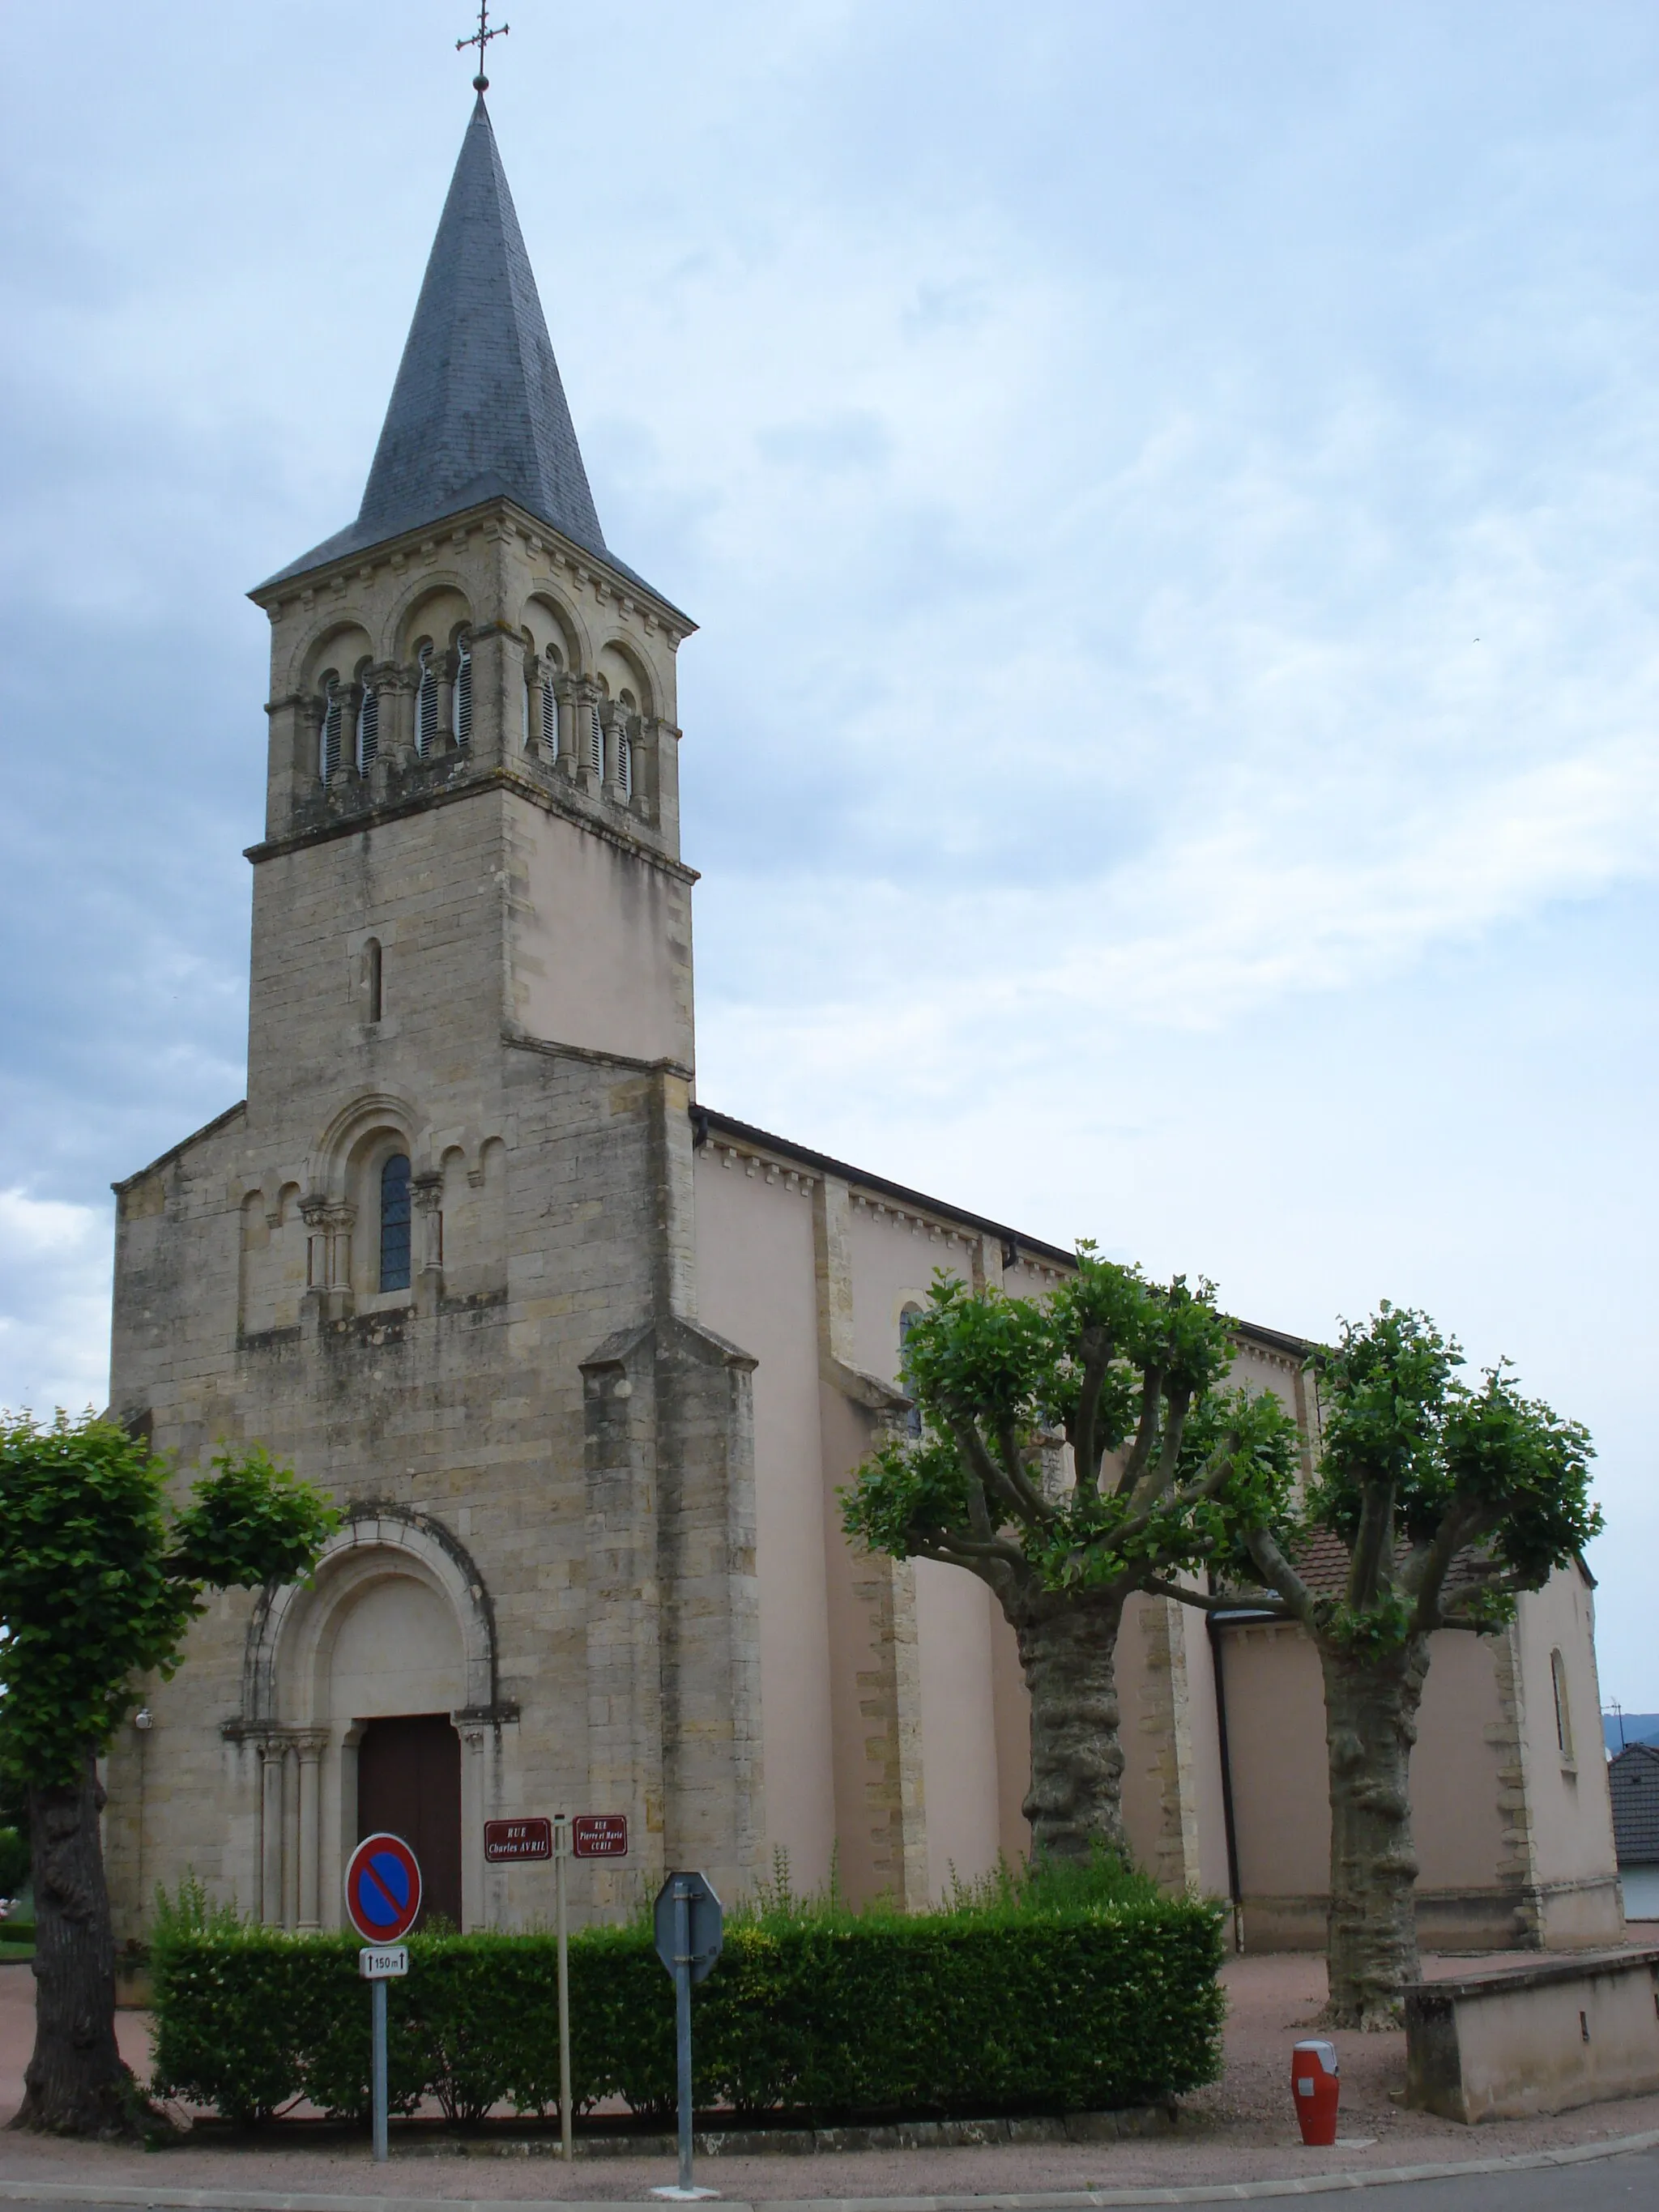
[344,1832,423,1941]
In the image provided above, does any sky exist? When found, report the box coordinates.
[1,2,1654,1702]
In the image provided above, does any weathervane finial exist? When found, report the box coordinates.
[458,1,508,92]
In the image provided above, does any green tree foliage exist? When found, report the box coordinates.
[842,1251,1300,1859]
[0,1410,339,2137]
[1223,1305,1600,2026]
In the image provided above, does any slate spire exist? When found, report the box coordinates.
[266,96,621,586]
[358,94,605,556]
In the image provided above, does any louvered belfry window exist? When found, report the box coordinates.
[455,638,473,747]
[416,643,437,756]
[379,1153,412,1294]
[541,672,557,753]
[588,704,603,777]
[617,728,633,800]
[320,676,343,782]
[357,683,379,769]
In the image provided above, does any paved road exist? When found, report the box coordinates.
[1296,2146,1659,2209]
[4,2161,1658,2212]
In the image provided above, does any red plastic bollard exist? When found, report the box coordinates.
[1291,2037,1339,2146]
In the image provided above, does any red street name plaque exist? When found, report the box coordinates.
[484,1817,552,1863]
[572,1813,629,1858]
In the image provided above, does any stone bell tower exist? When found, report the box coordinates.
[104,94,763,1937]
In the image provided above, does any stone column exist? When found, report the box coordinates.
[259,1737,285,1926]
[332,684,362,786]
[436,649,458,752]
[553,675,578,778]
[280,1741,301,1928]
[575,680,602,790]
[457,1718,488,1933]
[299,695,326,791]
[296,1732,327,1929]
[465,624,514,769]
[522,650,545,757]
[412,1170,444,1317]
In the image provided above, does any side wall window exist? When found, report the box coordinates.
[899,1303,923,1436]
[365,938,383,1025]
[1550,1647,1574,1759]
[379,1153,412,1293]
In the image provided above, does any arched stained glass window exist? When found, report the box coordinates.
[379,1153,412,1293]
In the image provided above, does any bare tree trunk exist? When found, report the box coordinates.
[1320,1634,1430,2029]
[11,1752,137,2137]
[1013,1596,1128,1863]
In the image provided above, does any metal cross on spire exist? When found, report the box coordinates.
[458,1,508,92]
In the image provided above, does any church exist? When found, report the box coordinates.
[104,92,1623,1955]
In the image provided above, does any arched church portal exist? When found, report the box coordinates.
[242,1510,497,1931]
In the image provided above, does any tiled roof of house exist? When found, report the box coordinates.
[1610,1743,1659,1865]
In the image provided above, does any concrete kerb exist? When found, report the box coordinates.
[0,2127,1656,2212]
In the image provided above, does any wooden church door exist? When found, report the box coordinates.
[356,1714,463,1930]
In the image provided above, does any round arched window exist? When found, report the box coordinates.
[379,1153,412,1293]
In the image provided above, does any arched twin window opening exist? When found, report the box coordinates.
[379,1153,412,1293]
[454,637,473,747]
[357,683,379,769]
[416,643,437,757]
[319,675,343,783]
[899,1304,924,1436]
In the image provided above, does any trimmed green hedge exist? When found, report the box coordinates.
[151,1903,1224,2127]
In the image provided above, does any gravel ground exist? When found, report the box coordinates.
[0,1944,1656,2201]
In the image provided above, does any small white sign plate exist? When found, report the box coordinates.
[358,1944,409,1979]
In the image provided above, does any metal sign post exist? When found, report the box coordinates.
[650,1871,723,2201]
[343,1835,422,2164]
[554,1813,573,2163]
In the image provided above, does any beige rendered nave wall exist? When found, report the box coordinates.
[693,1157,837,1888]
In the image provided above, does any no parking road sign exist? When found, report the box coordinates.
[344,1832,423,1943]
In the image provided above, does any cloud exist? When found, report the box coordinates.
[0,1191,110,1421]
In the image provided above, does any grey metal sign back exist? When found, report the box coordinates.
[654,1869,723,1985]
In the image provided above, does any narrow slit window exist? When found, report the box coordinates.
[455,639,473,747]
[365,938,382,1025]
[416,643,437,756]
[357,684,379,768]
[899,1304,924,1436]
[379,1153,412,1293]
[1551,1649,1574,1759]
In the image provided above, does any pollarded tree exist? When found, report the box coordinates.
[1219,1306,1599,2028]
[0,1411,339,2137]
[841,1251,1299,1864]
